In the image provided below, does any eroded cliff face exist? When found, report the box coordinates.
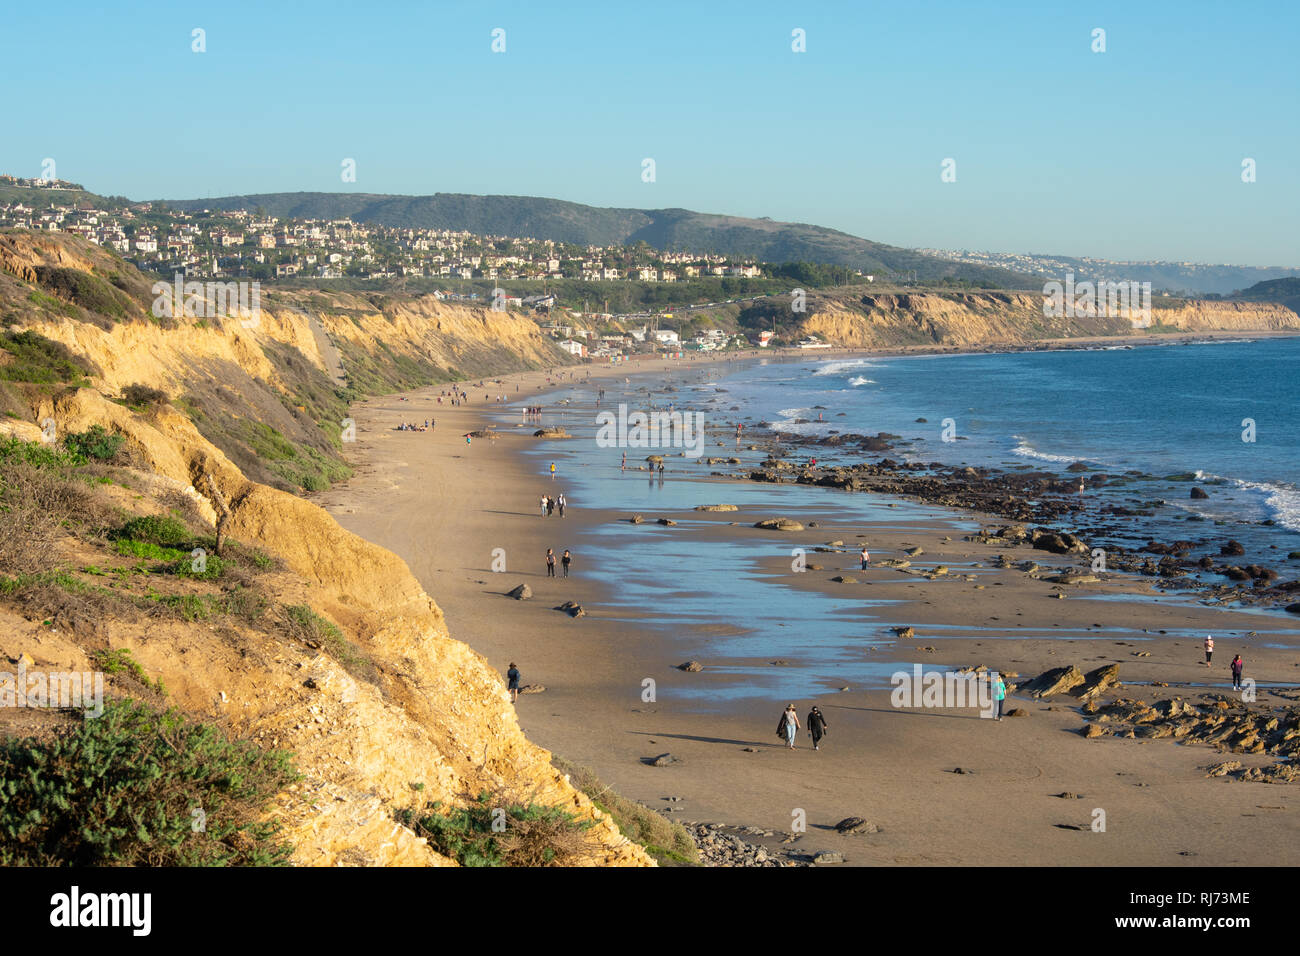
[0,233,649,866]
[6,386,653,867]
[798,292,1299,348]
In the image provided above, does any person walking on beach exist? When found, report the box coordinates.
[992,673,1006,720]
[546,548,556,577]
[1231,653,1244,691]
[1204,634,1215,665]
[507,663,521,703]
[777,704,801,750]
[859,545,870,571]
[557,493,566,517]
[550,461,557,480]
[540,494,548,518]
[621,451,626,471]
[807,706,828,751]
[561,549,572,578]
[546,495,555,517]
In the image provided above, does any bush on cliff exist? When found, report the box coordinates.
[396,790,595,867]
[0,699,298,866]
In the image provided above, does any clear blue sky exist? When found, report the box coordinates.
[3,0,1296,265]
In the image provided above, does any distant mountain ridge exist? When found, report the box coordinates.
[923,248,1299,296]
[161,191,1033,286]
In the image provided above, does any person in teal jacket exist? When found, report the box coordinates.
[992,673,1006,720]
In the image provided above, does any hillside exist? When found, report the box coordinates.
[922,248,1299,296]
[1235,276,1300,313]
[0,232,662,867]
[161,191,1033,286]
[0,231,574,493]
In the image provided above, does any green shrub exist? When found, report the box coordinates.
[0,437,81,469]
[0,330,91,385]
[63,425,125,462]
[0,699,298,866]
[397,791,594,867]
[92,648,165,695]
[121,383,169,408]
[32,266,133,320]
[115,514,192,548]
[114,539,186,561]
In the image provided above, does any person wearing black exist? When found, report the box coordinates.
[807,706,829,751]
[1231,654,1244,691]
[561,549,572,578]
[546,548,556,577]
[506,663,520,703]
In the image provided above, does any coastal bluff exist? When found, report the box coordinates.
[0,232,649,866]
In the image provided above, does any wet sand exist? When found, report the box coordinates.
[318,353,1300,866]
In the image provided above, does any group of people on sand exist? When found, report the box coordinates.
[439,388,469,406]
[1204,635,1248,690]
[545,547,573,578]
[777,705,829,750]
[540,492,566,517]
[395,419,434,432]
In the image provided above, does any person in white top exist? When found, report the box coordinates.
[1204,635,1214,665]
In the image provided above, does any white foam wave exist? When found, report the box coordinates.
[1226,477,1300,532]
[848,376,876,386]
[1011,436,1081,465]
[812,360,886,377]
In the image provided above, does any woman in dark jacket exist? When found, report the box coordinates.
[807,706,828,751]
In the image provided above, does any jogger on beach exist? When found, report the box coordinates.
[777,704,800,750]
[807,706,828,750]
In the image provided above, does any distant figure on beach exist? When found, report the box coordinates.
[859,545,870,571]
[807,706,828,751]
[777,704,801,750]
[507,662,520,703]
[546,548,556,577]
[540,495,548,518]
[621,451,626,471]
[561,549,572,578]
[1204,634,1215,665]
[992,673,1006,720]
[546,496,555,517]
[557,493,566,517]
[550,461,557,479]
[1231,653,1244,690]
[465,433,471,445]
[1078,478,1086,500]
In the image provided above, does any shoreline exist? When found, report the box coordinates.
[317,338,1300,866]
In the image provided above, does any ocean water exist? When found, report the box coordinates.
[722,339,1300,539]
[500,339,1300,703]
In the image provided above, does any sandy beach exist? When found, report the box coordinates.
[318,349,1300,866]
